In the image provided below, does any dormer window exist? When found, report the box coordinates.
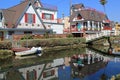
[90,12,94,17]
[77,14,82,19]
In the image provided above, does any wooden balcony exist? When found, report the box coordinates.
[103,26,112,30]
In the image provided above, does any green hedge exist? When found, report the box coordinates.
[0,41,12,49]
[20,38,85,48]
[0,50,13,60]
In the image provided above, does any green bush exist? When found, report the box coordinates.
[21,34,33,40]
[20,38,85,48]
[0,50,13,60]
[0,41,12,49]
[66,34,74,38]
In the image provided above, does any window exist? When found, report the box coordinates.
[90,12,94,17]
[8,31,14,35]
[77,14,82,19]
[104,23,109,26]
[25,13,36,23]
[43,70,55,78]
[42,13,54,20]
[0,13,2,21]
[24,31,32,34]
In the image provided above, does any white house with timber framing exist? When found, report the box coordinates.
[69,3,112,37]
[0,0,64,40]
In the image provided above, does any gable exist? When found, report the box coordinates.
[2,1,29,28]
[72,12,84,21]
[2,0,45,29]
[34,0,42,8]
[18,3,45,29]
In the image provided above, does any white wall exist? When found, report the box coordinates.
[19,64,45,80]
[0,22,2,27]
[19,5,44,29]
[50,24,64,34]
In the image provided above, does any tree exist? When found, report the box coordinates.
[100,0,107,14]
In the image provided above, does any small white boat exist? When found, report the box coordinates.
[15,47,43,56]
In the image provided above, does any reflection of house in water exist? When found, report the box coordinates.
[113,46,120,52]
[71,61,107,78]
[70,49,108,78]
[40,58,64,80]
[1,58,67,80]
[0,72,6,80]
[4,64,45,80]
[0,48,113,80]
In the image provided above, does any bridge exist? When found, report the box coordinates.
[85,32,112,44]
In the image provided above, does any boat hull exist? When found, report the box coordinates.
[15,47,42,56]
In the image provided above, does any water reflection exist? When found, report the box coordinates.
[0,48,120,80]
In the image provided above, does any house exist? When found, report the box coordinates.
[69,3,112,37]
[0,0,64,40]
[63,16,70,33]
[115,22,120,35]
[35,0,64,34]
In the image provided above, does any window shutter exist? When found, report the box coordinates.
[25,13,28,23]
[42,13,44,19]
[52,14,54,20]
[33,14,36,23]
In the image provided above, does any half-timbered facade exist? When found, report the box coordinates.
[69,3,112,37]
[0,0,64,40]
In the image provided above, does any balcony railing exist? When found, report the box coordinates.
[103,26,112,30]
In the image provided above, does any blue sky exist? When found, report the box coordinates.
[0,0,119,22]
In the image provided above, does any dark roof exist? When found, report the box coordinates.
[2,0,46,29]
[70,4,108,22]
[2,1,29,28]
[71,3,85,9]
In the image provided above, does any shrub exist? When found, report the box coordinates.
[20,38,86,48]
[0,41,12,49]
[66,34,73,38]
[21,34,33,40]
[0,50,13,60]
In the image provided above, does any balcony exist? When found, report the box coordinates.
[103,26,112,30]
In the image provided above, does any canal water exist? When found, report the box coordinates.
[0,45,120,80]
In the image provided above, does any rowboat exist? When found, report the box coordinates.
[15,47,43,56]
